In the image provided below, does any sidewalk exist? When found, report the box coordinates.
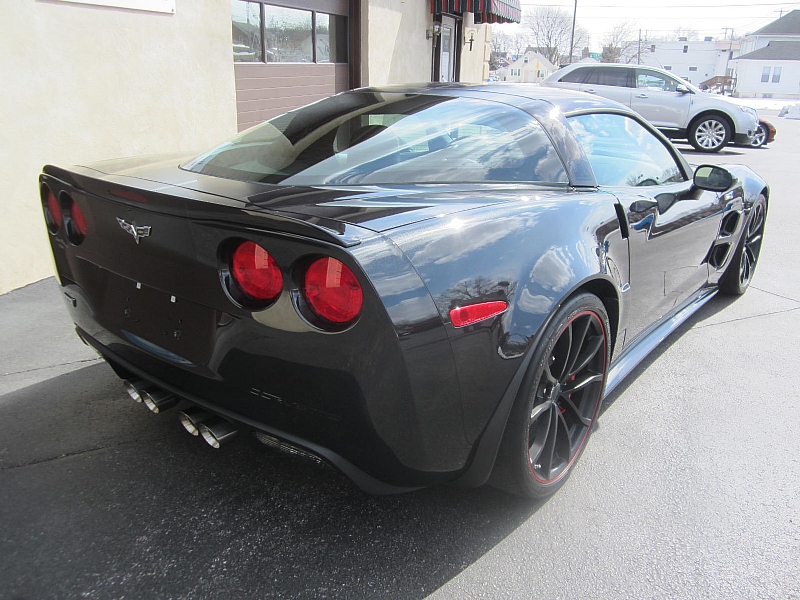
[0,277,101,396]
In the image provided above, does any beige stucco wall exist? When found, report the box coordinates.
[362,0,489,86]
[0,0,238,294]
[363,0,434,85]
[458,14,491,83]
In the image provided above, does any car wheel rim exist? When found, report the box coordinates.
[696,120,726,149]
[751,125,766,147]
[739,202,765,287]
[528,311,606,483]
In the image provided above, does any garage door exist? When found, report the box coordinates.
[231,0,355,131]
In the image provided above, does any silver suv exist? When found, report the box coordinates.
[541,63,758,153]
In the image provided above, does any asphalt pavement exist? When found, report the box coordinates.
[1,112,799,600]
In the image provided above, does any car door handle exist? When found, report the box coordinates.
[585,88,596,94]
[635,93,648,98]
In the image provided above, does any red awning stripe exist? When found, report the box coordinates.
[430,0,521,24]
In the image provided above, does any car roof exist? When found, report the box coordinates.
[354,82,634,115]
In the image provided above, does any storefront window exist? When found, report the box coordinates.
[316,13,348,63]
[231,0,263,62]
[264,6,313,63]
[232,3,347,64]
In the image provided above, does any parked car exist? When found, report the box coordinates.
[40,84,768,499]
[751,117,777,148]
[541,63,759,153]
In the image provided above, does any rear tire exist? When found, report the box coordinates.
[689,115,731,153]
[491,293,610,499]
[719,197,767,295]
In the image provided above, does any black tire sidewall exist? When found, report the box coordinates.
[719,197,767,295]
[497,292,611,499]
[689,115,732,153]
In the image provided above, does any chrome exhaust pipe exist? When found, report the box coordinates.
[123,379,149,403]
[178,407,212,436]
[199,417,239,448]
[142,389,178,414]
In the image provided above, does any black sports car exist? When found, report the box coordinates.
[40,84,768,499]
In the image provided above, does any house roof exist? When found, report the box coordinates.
[750,9,800,36]
[736,41,800,61]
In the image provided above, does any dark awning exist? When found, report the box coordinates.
[430,0,522,24]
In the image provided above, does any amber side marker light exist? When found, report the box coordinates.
[450,301,508,328]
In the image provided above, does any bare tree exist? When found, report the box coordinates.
[673,26,699,41]
[490,26,532,57]
[522,7,588,65]
[602,21,644,63]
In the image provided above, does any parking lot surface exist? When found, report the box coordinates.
[1,112,799,600]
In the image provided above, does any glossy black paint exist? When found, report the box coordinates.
[39,84,769,492]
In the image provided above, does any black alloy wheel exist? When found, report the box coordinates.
[720,198,767,295]
[492,293,609,499]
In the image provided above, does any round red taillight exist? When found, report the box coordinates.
[231,241,283,303]
[45,189,62,232]
[303,257,363,324]
[71,200,88,239]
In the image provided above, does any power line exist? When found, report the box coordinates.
[521,2,800,7]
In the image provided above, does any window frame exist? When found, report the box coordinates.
[231,0,349,65]
[565,109,691,188]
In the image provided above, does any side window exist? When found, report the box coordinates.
[585,67,631,87]
[567,113,687,187]
[559,68,588,83]
[636,70,679,92]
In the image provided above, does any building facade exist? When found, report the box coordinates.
[0,0,520,294]
[500,50,556,83]
[731,10,800,98]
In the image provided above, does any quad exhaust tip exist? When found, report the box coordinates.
[198,417,239,448]
[142,389,178,414]
[123,380,178,413]
[178,407,212,436]
[123,379,148,403]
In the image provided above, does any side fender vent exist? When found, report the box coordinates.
[720,212,740,237]
[709,243,731,269]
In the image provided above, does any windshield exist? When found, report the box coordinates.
[183,92,568,186]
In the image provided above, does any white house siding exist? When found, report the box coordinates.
[639,40,737,85]
[0,1,238,294]
[733,59,800,98]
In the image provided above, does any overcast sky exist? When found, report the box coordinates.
[512,0,800,50]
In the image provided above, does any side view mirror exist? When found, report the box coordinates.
[676,84,691,94]
[694,165,733,192]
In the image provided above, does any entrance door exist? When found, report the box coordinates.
[438,15,457,82]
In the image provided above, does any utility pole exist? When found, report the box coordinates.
[638,29,642,64]
[569,0,577,64]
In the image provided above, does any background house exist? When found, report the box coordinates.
[501,50,556,83]
[0,0,520,294]
[639,38,740,86]
[731,10,800,98]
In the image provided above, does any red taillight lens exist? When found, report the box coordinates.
[450,301,508,328]
[46,189,62,231]
[303,257,363,324]
[71,201,88,238]
[231,241,283,302]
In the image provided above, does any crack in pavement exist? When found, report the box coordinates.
[0,432,178,472]
[693,305,800,330]
[2,357,102,377]
[750,285,800,304]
